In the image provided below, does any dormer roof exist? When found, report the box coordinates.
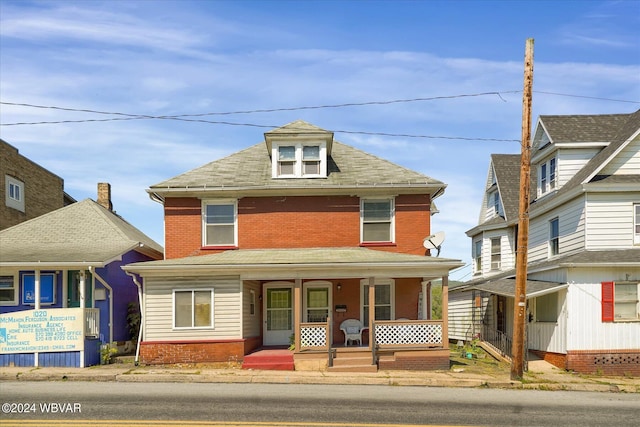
[264,120,334,155]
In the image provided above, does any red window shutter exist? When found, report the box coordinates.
[601,281,615,322]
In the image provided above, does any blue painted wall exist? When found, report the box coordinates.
[0,353,35,367]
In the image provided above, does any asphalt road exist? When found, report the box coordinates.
[2,381,639,426]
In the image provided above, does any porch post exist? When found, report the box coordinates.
[368,277,375,350]
[294,278,302,352]
[62,270,68,308]
[79,271,86,309]
[421,280,429,320]
[441,275,449,348]
[34,270,41,310]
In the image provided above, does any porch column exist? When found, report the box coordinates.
[34,270,41,310]
[79,271,86,309]
[368,277,375,350]
[420,281,429,320]
[294,278,302,352]
[62,270,68,308]
[441,275,449,348]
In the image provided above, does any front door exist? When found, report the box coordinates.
[264,284,293,346]
[67,270,92,308]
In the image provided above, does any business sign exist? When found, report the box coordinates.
[22,273,56,305]
[0,308,84,354]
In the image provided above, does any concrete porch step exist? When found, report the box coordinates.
[327,362,378,373]
[328,353,377,372]
[242,349,294,371]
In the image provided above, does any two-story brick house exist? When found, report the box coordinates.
[124,120,463,371]
[1,139,75,230]
[450,110,640,375]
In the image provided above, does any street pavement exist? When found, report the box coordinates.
[1,357,638,393]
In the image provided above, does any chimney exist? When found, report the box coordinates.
[97,183,113,211]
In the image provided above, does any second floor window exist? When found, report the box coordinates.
[490,237,501,270]
[474,240,482,274]
[549,217,559,256]
[272,143,326,178]
[634,204,640,245]
[5,175,25,212]
[361,199,394,243]
[203,201,237,247]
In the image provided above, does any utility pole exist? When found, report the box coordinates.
[511,38,534,380]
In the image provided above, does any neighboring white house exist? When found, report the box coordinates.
[451,110,640,375]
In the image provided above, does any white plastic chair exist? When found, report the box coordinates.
[340,319,365,346]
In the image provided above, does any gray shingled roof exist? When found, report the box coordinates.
[491,154,521,222]
[532,109,640,212]
[0,199,163,265]
[149,121,445,194]
[540,113,632,143]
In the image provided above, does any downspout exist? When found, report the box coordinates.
[125,271,144,366]
[89,267,113,344]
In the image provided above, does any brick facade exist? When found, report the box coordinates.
[140,340,247,365]
[378,349,450,371]
[1,140,65,230]
[566,349,640,376]
[164,194,431,259]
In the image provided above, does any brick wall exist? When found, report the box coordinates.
[530,350,567,370]
[164,194,431,259]
[1,140,65,230]
[378,349,450,371]
[140,340,247,365]
[566,349,640,376]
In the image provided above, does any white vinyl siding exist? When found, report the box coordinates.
[585,193,640,249]
[474,230,514,276]
[599,137,640,175]
[529,197,585,263]
[527,289,567,354]
[144,276,241,341]
[565,268,640,351]
[556,148,600,189]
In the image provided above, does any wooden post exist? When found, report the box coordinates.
[368,277,375,350]
[294,279,302,352]
[511,38,534,380]
[441,276,449,348]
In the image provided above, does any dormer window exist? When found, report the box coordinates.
[538,156,557,197]
[272,142,327,178]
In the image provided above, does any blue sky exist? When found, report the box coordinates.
[1,0,639,281]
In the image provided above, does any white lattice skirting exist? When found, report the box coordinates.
[375,323,442,346]
[300,325,327,348]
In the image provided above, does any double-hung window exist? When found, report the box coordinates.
[474,240,482,274]
[634,204,640,245]
[361,198,394,243]
[602,281,639,322]
[490,237,501,270]
[0,275,17,305]
[361,280,394,324]
[174,289,214,328]
[549,217,559,256]
[272,143,326,178]
[539,157,557,197]
[203,201,237,247]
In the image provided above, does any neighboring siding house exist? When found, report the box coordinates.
[452,110,640,375]
[124,121,463,371]
[1,139,75,230]
[0,184,163,367]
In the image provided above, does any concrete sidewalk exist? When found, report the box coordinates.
[1,359,638,393]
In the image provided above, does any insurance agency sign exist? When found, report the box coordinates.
[0,308,84,354]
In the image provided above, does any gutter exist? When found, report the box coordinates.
[125,271,144,366]
[89,267,113,344]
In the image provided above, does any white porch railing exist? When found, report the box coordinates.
[84,308,100,338]
[299,321,330,350]
[374,320,443,348]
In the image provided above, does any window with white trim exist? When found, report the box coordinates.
[0,275,18,305]
[5,175,25,212]
[361,198,394,243]
[634,203,640,245]
[490,237,501,270]
[174,289,214,328]
[272,142,327,178]
[538,157,557,197]
[249,290,256,316]
[549,217,559,256]
[202,200,237,247]
[361,279,395,324]
[473,240,482,274]
[304,281,331,322]
[602,281,639,322]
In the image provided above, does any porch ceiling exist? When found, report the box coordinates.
[123,247,463,280]
[471,278,567,299]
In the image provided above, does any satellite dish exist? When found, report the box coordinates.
[423,231,445,257]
